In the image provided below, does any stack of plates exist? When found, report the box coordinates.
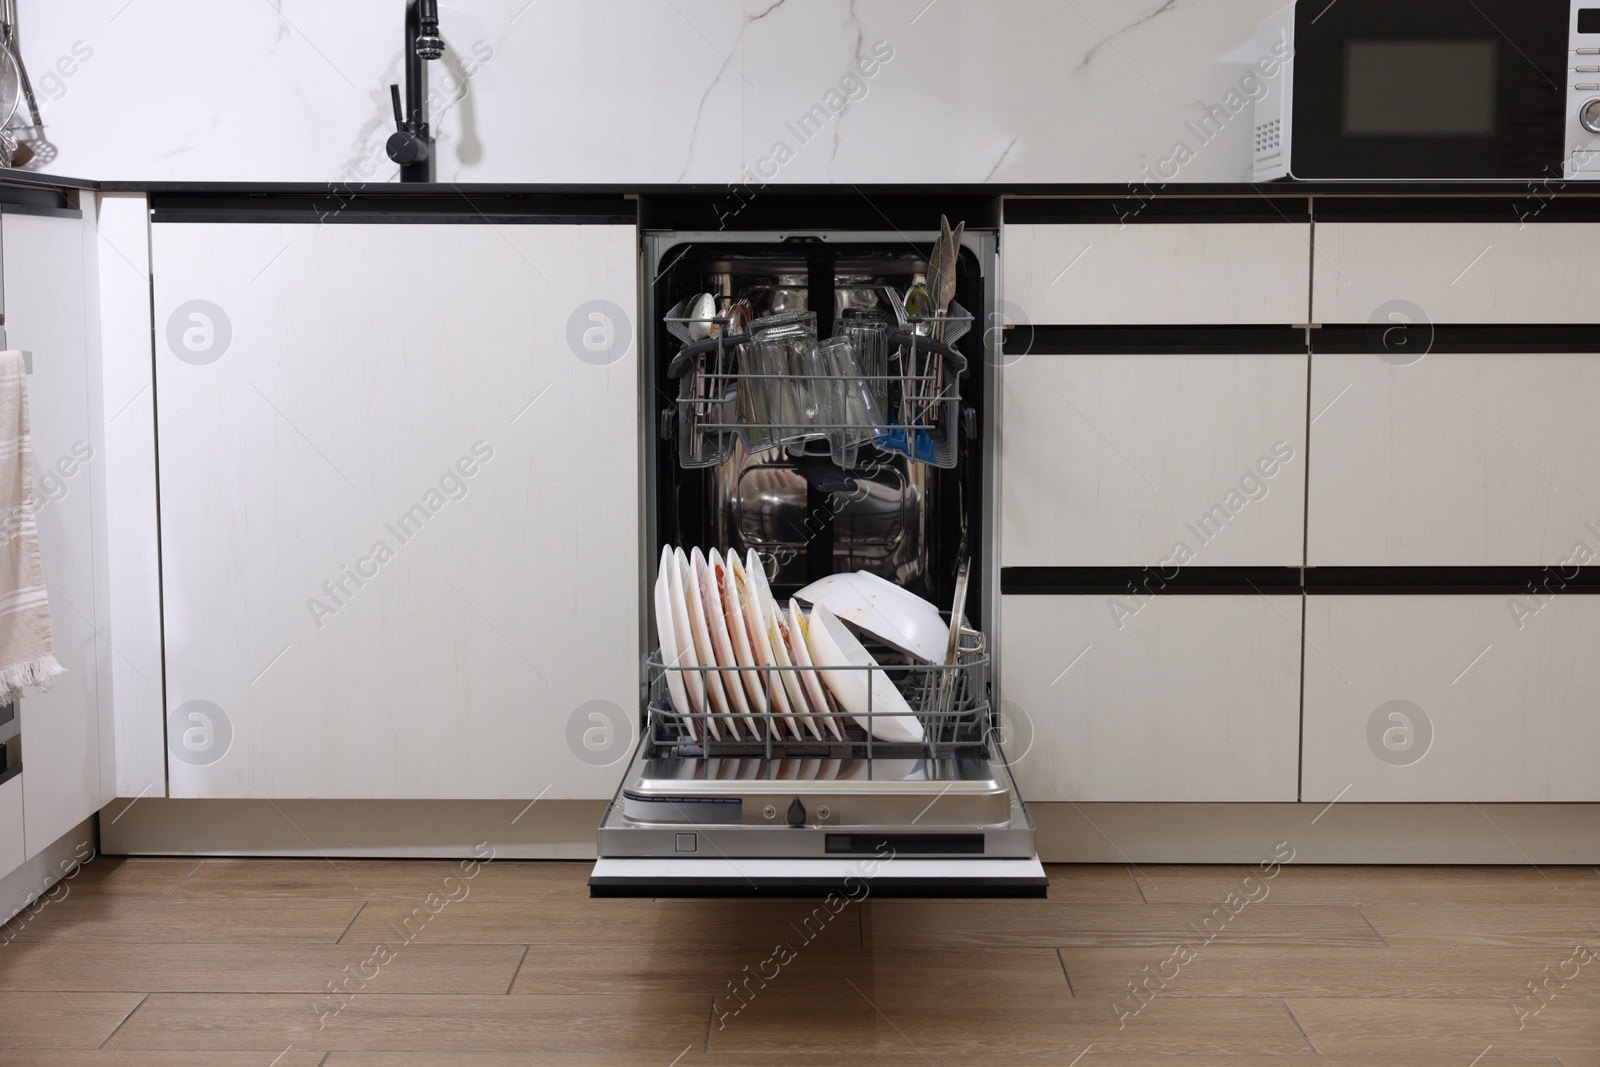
[653,548,927,743]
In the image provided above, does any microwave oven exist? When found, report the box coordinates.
[1254,0,1600,181]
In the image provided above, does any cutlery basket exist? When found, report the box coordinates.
[645,624,991,762]
[663,294,972,471]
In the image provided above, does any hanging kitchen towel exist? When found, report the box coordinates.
[0,350,62,703]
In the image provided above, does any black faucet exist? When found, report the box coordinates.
[386,0,444,182]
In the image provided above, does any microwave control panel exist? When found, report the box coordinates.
[1568,2,1600,177]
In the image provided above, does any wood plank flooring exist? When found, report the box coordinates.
[1,858,1596,1065]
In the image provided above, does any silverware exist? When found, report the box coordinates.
[923,217,963,428]
[911,223,948,433]
[900,283,933,429]
[925,221,947,322]
[934,556,971,740]
[928,216,963,332]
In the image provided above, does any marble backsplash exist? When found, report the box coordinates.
[14,0,1287,185]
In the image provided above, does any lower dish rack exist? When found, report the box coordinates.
[644,627,990,762]
[601,620,1036,844]
[594,622,1045,896]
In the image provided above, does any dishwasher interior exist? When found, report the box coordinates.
[591,227,1045,896]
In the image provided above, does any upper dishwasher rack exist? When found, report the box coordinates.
[661,291,972,470]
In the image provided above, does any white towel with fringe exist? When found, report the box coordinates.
[0,351,62,703]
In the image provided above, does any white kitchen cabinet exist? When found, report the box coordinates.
[93,193,167,800]
[1002,222,1310,325]
[1303,595,1600,802]
[0,775,21,877]
[0,210,109,856]
[1312,222,1600,324]
[1000,594,1302,802]
[151,221,639,800]
[1000,352,1307,567]
[1307,352,1600,566]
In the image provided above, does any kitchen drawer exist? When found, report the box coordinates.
[1307,351,1600,566]
[1002,222,1310,325]
[1000,594,1302,802]
[1312,222,1600,324]
[1000,353,1307,567]
[1303,595,1600,802]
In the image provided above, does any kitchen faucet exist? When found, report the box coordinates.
[385,0,444,182]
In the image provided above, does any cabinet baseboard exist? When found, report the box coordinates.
[97,799,1600,864]
[99,798,609,860]
[1033,802,1600,864]
[0,816,97,933]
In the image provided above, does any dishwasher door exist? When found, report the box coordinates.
[591,737,1046,897]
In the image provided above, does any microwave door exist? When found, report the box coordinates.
[1287,0,1568,180]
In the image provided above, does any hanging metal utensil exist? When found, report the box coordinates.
[0,0,44,168]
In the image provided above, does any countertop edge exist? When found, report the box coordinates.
[4,170,1600,199]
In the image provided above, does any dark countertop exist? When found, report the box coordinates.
[0,168,97,191]
[5,168,1600,198]
[6,169,1599,229]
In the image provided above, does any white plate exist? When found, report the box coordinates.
[789,600,842,740]
[794,571,949,663]
[768,596,823,740]
[722,553,768,717]
[666,547,714,739]
[804,604,923,743]
[743,549,798,739]
[701,549,758,738]
[688,548,740,739]
[654,546,695,740]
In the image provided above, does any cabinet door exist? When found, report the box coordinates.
[1303,595,1600,802]
[1003,222,1310,326]
[1312,222,1600,324]
[1000,594,1302,802]
[1308,352,1600,566]
[152,222,639,800]
[1001,353,1307,567]
[94,193,166,800]
[0,212,108,856]
[0,775,21,878]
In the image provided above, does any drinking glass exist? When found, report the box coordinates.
[835,308,892,416]
[749,310,822,447]
[817,335,886,468]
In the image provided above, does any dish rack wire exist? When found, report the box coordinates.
[663,289,972,470]
[645,624,990,762]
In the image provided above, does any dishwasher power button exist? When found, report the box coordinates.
[674,833,697,853]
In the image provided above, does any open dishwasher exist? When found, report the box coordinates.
[590,223,1045,897]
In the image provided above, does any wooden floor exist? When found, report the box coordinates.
[1,858,1597,1065]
